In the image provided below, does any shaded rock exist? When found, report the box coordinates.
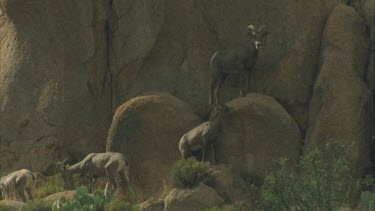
[164,183,224,211]
[0,0,340,174]
[106,93,202,196]
[0,0,112,173]
[216,93,301,178]
[43,191,76,202]
[306,4,374,176]
[118,0,337,130]
[0,200,25,211]
[139,199,164,211]
[207,164,254,209]
[354,0,374,93]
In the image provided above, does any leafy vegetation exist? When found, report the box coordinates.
[22,199,52,211]
[258,140,354,211]
[171,158,210,188]
[360,191,375,210]
[105,201,140,211]
[0,204,13,211]
[203,204,247,211]
[33,175,65,198]
[51,186,110,211]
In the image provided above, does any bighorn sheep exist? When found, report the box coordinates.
[57,152,130,195]
[179,104,229,163]
[0,169,36,202]
[209,25,268,105]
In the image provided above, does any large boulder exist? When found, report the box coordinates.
[117,0,337,131]
[0,0,340,174]
[0,200,25,211]
[207,164,254,209]
[139,199,164,211]
[215,93,302,178]
[43,191,76,202]
[0,0,113,172]
[164,183,224,211]
[106,93,202,196]
[306,4,374,176]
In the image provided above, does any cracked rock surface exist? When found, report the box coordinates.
[0,0,373,184]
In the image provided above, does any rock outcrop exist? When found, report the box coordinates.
[0,0,113,172]
[207,164,254,209]
[139,199,165,211]
[164,183,224,211]
[306,4,374,176]
[0,0,373,193]
[0,200,25,211]
[106,93,202,195]
[216,93,302,178]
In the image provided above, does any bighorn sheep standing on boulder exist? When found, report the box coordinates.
[0,169,36,202]
[57,152,130,195]
[179,104,229,163]
[209,25,268,105]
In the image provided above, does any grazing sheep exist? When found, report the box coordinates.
[209,24,268,105]
[179,104,229,163]
[57,152,130,195]
[0,169,36,202]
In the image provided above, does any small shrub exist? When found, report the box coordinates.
[33,175,65,198]
[258,140,353,211]
[105,201,140,211]
[22,199,52,211]
[0,204,13,211]
[203,204,246,211]
[360,191,375,210]
[51,186,111,211]
[171,158,210,188]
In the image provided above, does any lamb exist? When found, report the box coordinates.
[179,104,229,163]
[209,24,268,105]
[57,152,130,195]
[0,169,36,202]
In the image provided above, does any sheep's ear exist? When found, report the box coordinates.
[248,25,256,35]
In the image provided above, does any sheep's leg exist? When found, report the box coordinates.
[105,163,118,194]
[240,72,249,97]
[18,190,26,202]
[209,75,218,106]
[202,147,206,162]
[214,74,226,105]
[25,187,33,200]
[211,142,216,164]
[90,177,97,193]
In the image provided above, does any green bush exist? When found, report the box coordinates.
[105,201,140,211]
[202,204,247,211]
[22,199,52,211]
[360,191,375,210]
[171,158,210,188]
[51,186,111,211]
[258,140,353,211]
[33,175,65,198]
[0,204,13,211]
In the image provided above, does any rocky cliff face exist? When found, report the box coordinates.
[0,0,373,180]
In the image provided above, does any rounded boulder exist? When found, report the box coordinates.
[216,93,302,178]
[106,92,202,196]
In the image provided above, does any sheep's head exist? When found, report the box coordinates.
[248,24,268,50]
[56,160,73,189]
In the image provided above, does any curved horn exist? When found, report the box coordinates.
[258,25,266,32]
[248,25,255,34]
